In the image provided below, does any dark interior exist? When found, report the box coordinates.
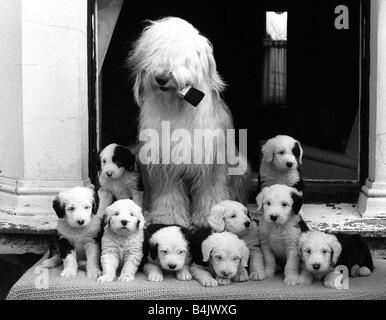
[101,0,361,173]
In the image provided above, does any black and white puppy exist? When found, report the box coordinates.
[298,230,374,288]
[259,135,304,192]
[256,184,305,285]
[97,143,143,217]
[141,224,192,282]
[42,187,102,279]
[189,227,250,287]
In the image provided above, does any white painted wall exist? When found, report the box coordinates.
[0,0,24,179]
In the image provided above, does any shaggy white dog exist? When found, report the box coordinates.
[260,135,304,191]
[127,17,248,228]
[42,187,102,279]
[142,224,192,282]
[97,143,143,217]
[256,184,303,285]
[208,200,265,281]
[98,199,144,283]
[189,229,249,287]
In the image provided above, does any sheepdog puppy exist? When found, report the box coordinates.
[97,143,143,217]
[256,184,304,285]
[208,200,265,281]
[42,187,102,279]
[128,17,249,228]
[259,135,304,192]
[98,199,145,283]
[141,224,192,282]
[189,227,249,287]
[298,230,374,288]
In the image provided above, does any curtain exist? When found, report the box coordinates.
[261,40,287,106]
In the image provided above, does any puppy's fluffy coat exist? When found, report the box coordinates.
[97,143,143,217]
[189,228,249,287]
[260,135,304,192]
[42,187,102,279]
[98,199,145,283]
[208,200,265,280]
[142,224,192,282]
[256,184,304,285]
[298,230,374,288]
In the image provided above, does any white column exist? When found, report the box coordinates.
[0,0,91,215]
[358,0,386,217]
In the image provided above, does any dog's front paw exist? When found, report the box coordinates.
[87,267,102,279]
[98,274,115,283]
[284,274,299,286]
[118,274,135,282]
[264,268,275,278]
[216,277,232,286]
[249,270,265,281]
[148,272,163,282]
[234,268,249,282]
[176,269,192,281]
[60,268,77,278]
[199,277,218,287]
[297,274,313,285]
[350,264,360,278]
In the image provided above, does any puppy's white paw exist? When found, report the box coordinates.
[148,272,163,282]
[216,277,232,286]
[234,268,249,282]
[297,274,313,285]
[60,268,77,278]
[118,274,135,282]
[87,267,102,279]
[264,268,275,278]
[98,274,115,283]
[199,277,218,287]
[284,274,299,286]
[176,269,192,281]
[249,270,265,281]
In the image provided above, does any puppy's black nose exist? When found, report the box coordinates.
[286,162,293,168]
[270,215,277,222]
[244,221,251,228]
[155,75,169,86]
[121,220,128,226]
[77,220,85,226]
[106,171,113,177]
[222,271,230,277]
[168,264,176,270]
[312,263,321,270]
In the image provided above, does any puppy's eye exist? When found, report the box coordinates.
[178,250,186,255]
[102,160,106,164]
[230,214,236,219]
[215,255,222,260]
[279,150,285,155]
[306,249,311,254]
[67,206,75,211]
[322,250,328,255]
[160,250,168,254]
[114,212,119,216]
[282,202,289,207]
[233,257,240,261]
[84,205,91,210]
[266,201,271,206]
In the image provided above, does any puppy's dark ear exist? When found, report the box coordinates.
[292,141,303,165]
[113,145,136,171]
[53,196,65,219]
[150,243,158,260]
[291,191,303,215]
[92,189,99,215]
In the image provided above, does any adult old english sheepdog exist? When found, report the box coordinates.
[127,17,249,228]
